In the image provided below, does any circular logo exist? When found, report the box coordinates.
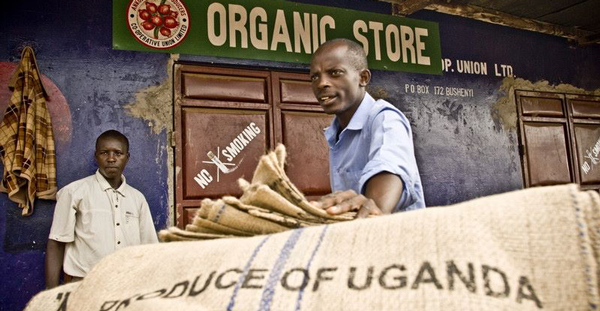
[127,0,190,50]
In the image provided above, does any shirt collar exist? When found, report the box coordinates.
[324,92,374,146]
[345,92,374,131]
[95,170,127,196]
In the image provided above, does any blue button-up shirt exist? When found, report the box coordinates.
[324,93,425,212]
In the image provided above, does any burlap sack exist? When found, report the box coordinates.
[217,195,321,229]
[176,144,355,243]
[224,193,308,228]
[250,144,355,221]
[197,198,289,235]
[192,217,253,236]
[240,183,319,220]
[247,208,313,228]
[184,224,222,234]
[247,208,342,228]
[240,182,356,223]
[24,281,80,311]
[223,195,271,214]
[26,184,600,310]
[158,226,236,242]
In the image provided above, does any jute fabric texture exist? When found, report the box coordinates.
[158,145,354,242]
[0,46,57,215]
[25,184,600,310]
[25,281,80,311]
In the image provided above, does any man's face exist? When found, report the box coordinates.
[95,137,129,182]
[310,43,368,121]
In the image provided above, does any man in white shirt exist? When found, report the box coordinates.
[45,130,158,288]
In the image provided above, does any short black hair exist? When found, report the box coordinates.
[315,38,368,71]
[96,130,129,153]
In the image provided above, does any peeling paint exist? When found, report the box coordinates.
[125,54,180,226]
[125,54,179,135]
[125,80,170,134]
[492,77,600,131]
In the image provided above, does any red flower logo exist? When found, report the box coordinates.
[127,0,190,49]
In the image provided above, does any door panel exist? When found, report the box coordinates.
[520,96,564,117]
[182,73,267,102]
[568,94,600,191]
[280,79,320,105]
[523,122,572,186]
[573,124,600,185]
[181,107,269,199]
[280,111,333,196]
[571,100,600,119]
[272,71,333,199]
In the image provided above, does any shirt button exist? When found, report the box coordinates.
[115,205,118,208]
[116,223,120,226]
[117,241,121,244]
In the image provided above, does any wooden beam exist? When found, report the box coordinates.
[382,0,433,16]
[427,3,587,39]
[579,33,600,46]
[379,0,596,46]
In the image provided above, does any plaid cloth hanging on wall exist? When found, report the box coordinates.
[0,46,57,216]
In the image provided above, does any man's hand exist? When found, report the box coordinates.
[312,172,404,219]
[311,190,383,218]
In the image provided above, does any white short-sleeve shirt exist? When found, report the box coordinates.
[49,170,158,277]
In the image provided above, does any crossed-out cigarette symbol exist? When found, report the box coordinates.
[202,147,242,182]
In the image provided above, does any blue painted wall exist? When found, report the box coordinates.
[1,0,600,310]
[0,1,170,310]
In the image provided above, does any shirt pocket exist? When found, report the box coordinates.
[123,208,141,244]
[338,169,362,193]
[124,209,140,225]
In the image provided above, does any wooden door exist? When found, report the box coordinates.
[516,90,600,191]
[174,65,333,228]
[272,72,333,198]
[517,91,573,187]
[568,94,600,191]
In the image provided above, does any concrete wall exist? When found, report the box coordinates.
[1,0,600,310]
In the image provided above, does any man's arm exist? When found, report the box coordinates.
[45,239,66,289]
[314,108,419,218]
[313,172,403,218]
[362,172,403,215]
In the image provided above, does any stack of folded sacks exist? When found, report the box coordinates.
[158,144,355,242]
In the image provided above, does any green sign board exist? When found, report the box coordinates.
[113,0,442,74]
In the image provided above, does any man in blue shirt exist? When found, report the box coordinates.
[309,38,425,218]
